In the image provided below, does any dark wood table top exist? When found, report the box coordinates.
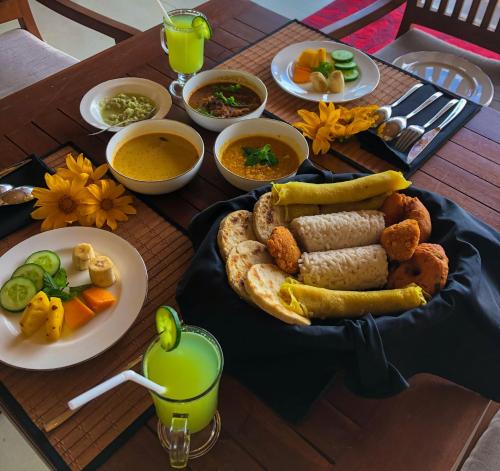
[1,1,499,469]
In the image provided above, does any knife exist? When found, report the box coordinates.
[407,98,467,164]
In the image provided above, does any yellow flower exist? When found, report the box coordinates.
[80,179,136,231]
[293,102,341,154]
[56,153,108,185]
[31,173,89,231]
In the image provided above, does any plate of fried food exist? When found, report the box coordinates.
[216,170,448,325]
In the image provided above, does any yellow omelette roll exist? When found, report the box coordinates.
[272,171,411,206]
[284,204,320,222]
[320,192,390,214]
[279,279,426,318]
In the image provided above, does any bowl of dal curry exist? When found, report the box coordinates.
[106,119,204,194]
[214,118,309,191]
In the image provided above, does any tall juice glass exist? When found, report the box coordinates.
[161,9,207,98]
[143,325,223,468]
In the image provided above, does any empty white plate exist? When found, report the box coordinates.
[80,77,173,132]
[0,227,148,370]
[271,41,380,103]
[393,51,494,106]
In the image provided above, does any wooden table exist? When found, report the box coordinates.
[1,1,499,469]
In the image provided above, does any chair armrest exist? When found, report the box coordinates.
[35,0,140,43]
[321,0,405,38]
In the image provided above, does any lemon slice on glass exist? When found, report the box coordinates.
[156,306,182,351]
[192,16,212,40]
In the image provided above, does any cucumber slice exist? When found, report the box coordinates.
[12,264,45,291]
[0,277,37,312]
[342,67,360,82]
[26,250,60,276]
[334,60,357,70]
[331,50,354,62]
[192,16,212,40]
[156,306,182,351]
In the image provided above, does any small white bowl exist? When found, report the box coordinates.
[106,119,204,195]
[81,77,173,132]
[182,69,267,132]
[214,118,309,191]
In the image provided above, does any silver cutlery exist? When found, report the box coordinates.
[394,98,458,152]
[373,83,424,126]
[377,91,443,142]
[0,183,14,195]
[407,98,467,164]
[89,107,157,136]
[0,158,31,179]
[0,186,35,206]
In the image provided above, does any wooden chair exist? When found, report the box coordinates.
[0,0,140,99]
[322,0,500,109]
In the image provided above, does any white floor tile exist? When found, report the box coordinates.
[0,412,50,471]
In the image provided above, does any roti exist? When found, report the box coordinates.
[245,264,311,326]
[217,210,256,261]
[226,241,273,301]
[253,192,287,243]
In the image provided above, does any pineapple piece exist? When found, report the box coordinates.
[46,297,64,341]
[297,48,320,69]
[318,47,327,63]
[19,291,50,337]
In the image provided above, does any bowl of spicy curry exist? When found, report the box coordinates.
[182,69,267,132]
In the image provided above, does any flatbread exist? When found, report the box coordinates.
[245,264,311,326]
[226,241,273,301]
[217,210,256,261]
[253,192,287,243]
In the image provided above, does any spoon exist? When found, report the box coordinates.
[0,183,14,195]
[0,186,35,206]
[373,83,424,126]
[377,91,443,142]
[89,107,157,136]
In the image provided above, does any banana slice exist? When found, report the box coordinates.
[73,243,95,271]
[89,255,116,287]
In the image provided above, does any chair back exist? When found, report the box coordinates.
[0,0,41,38]
[398,0,499,53]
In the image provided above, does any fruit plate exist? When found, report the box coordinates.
[0,227,147,370]
[271,40,380,103]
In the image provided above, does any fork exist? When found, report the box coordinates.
[394,99,459,152]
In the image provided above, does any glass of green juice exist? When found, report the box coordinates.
[143,325,223,469]
[160,9,210,99]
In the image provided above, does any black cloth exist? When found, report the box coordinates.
[0,157,53,239]
[177,161,500,422]
[357,84,480,175]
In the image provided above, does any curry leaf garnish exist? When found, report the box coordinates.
[214,91,240,107]
[243,144,278,167]
[313,61,334,78]
[215,83,241,93]
[196,107,214,117]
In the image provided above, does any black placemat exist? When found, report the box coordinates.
[0,157,53,239]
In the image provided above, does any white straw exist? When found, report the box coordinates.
[68,370,167,410]
[156,0,172,23]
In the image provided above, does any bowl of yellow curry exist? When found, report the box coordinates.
[106,119,204,194]
[214,118,309,191]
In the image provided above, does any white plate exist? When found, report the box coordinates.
[0,227,148,370]
[393,51,494,106]
[271,41,380,103]
[80,77,173,132]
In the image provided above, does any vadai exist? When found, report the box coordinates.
[380,219,420,261]
[387,243,448,296]
[405,197,432,242]
[267,226,301,274]
[381,193,410,226]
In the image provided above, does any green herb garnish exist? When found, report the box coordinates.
[215,83,241,93]
[313,61,334,78]
[243,144,278,167]
[196,107,214,117]
[214,91,240,107]
[42,269,88,301]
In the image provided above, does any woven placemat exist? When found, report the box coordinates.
[0,146,193,470]
[216,21,421,173]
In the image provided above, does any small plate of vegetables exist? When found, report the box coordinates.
[271,40,380,103]
[0,227,147,370]
[80,77,173,132]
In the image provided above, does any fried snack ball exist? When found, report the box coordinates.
[380,219,420,261]
[405,197,432,243]
[381,193,411,226]
[387,243,449,296]
[267,226,301,274]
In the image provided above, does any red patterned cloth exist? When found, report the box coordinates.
[303,0,500,60]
